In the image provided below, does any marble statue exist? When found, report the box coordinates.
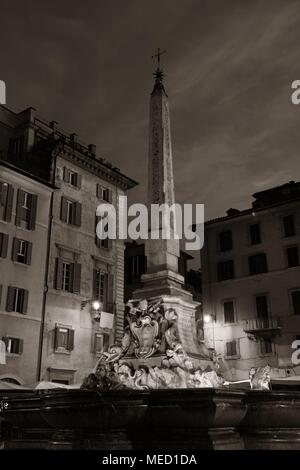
[81,299,272,392]
[249,365,271,390]
[82,299,226,391]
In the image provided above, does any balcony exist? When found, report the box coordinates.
[243,317,281,338]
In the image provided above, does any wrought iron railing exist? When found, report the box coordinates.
[244,317,281,331]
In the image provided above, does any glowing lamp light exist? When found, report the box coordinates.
[92,301,101,311]
[204,314,213,324]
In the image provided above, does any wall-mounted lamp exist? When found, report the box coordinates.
[203,313,215,324]
[80,299,103,322]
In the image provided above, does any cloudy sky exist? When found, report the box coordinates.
[1,0,300,221]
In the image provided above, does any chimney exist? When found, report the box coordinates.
[226,208,240,217]
[70,133,78,143]
[88,144,96,157]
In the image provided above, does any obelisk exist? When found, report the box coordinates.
[133,51,209,360]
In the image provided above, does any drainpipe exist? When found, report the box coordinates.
[36,145,58,381]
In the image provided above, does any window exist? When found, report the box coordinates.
[94,333,109,355]
[96,184,111,202]
[255,295,269,327]
[93,270,114,312]
[2,337,23,355]
[283,215,295,237]
[94,269,106,303]
[55,258,81,294]
[287,246,299,268]
[0,232,9,258]
[17,240,26,263]
[126,254,146,284]
[219,230,232,252]
[95,215,112,249]
[291,290,300,315]
[248,253,268,275]
[260,339,273,355]
[66,200,74,224]
[15,190,38,230]
[54,325,74,353]
[217,260,234,281]
[131,255,145,282]
[63,167,81,188]
[8,136,25,156]
[223,300,235,324]
[60,197,81,226]
[250,223,261,245]
[12,238,32,265]
[0,181,14,222]
[62,262,71,291]
[6,287,28,314]
[226,340,238,357]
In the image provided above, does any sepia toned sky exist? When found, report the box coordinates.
[1,0,300,222]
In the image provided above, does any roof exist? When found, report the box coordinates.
[202,180,300,227]
[1,105,138,191]
[0,158,55,189]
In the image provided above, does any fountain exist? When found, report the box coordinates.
[1,58,300,451]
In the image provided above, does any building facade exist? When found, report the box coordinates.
[202,181,300,380]
[0,105,137,385]
[0,160,53,385]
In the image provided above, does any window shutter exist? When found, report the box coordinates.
[142,255,147,275]
[6,286,15,312]
[11,237,19,261]
[108,189,112,203]
[0,233,8,258]
[68,329,75,351]
[94,333,102,354]
[63,167,70,182]
[96,184,101,198]
[76,174,81,189]
[28,194,38,230]
[61,197,68,222]
[95,215,101,247]
[2,337,8,351]
[54,327,59,349]
[103,334,110,351]
[26,241,32,265]
[15,189,24,226]
[0,284,2,307]
[74,202,81,226]
[55,258,63,289]
[106,274,114,313]
[72,263,81,294]
[0,181,7,206]
[22,289,29,314]
[93,269,97,299]
[4,184,14,222]
[18,339,24,355]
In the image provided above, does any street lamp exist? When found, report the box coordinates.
[80,299,103,322]
[204,313,214,324]
[203,313,216,350]
[92,301,101,311]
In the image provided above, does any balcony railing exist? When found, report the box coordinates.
[244,317,281,336]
